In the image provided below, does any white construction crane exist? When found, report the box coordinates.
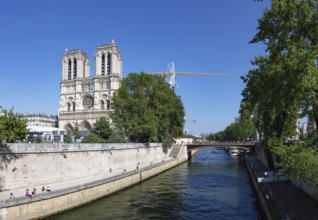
[149,62,231,90]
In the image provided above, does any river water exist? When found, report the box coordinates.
[47,147,262,220]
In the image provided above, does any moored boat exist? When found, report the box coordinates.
[228,147,239,156]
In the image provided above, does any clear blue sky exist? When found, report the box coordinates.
[0,0,269,135]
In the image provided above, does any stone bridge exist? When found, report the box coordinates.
[187,141,257,152]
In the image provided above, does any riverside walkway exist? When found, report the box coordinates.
[0,157,172,207]
[246,155,318,220]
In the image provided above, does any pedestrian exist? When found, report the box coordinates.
[9,192,15,201]
[46,186,51,192]
[25,189,32,198]
[42,186,45,192]
[32,188,36,196]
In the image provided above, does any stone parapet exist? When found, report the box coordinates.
[5,143,161,153]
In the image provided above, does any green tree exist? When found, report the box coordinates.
[272,143,318,186]
[108,132,126,143]
[206,116,255,142]
[91,117,113,141]
[0,107,28,143]
[241,0,318,174]
[82,133,104,143]
[108,126,126,143]
[207,132,224,141]
[65,129,72,143]
[35,136,42,143]
[73,121,80,141]
[245,0,318,142]
[111,72,185,143]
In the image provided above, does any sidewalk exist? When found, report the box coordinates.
[0,158,171,205]
[0,169,122,202]
[246,154,318,220]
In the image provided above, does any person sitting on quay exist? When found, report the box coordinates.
[32,188,36,196]
[25,189,32,199]
[46,186,51,192]
[9,192,15,201]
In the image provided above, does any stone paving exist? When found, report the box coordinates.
[246,154,318,220]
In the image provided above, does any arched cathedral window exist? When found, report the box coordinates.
[107,100,110,110]
[67,103,71,111]
[107,53,111,75]
[73,102,76,111]
[68,60,72,80]
[101,100,105,109]
[73,59,77,79]
[101,54,105,75]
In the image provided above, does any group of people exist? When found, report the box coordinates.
[42,186,51,192]
[24,186,52,199]
[25,188,36,198]
[9,186,53,201]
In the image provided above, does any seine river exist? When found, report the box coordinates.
[48,147,262,220]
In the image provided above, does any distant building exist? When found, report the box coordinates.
[23,112,58,128]
[22,113,65,142]
[58,40,122,135]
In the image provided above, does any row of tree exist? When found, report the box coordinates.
[240,0,318,184]
[207,116,255,142]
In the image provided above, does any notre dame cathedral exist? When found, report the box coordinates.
[58,40,122,134]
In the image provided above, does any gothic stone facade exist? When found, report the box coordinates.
[58,41,122,133]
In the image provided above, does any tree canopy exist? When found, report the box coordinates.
[81,117,126,143]
[91,117,113,141]
[207,116,255,142]
[110,72,185,143]
[82,132,104,143]
[240,0,318,182]
[242,0,318,143]
[0,107,28,144]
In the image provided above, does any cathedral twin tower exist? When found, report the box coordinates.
[58,40,122,134]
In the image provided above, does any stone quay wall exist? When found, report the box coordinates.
[0,143,190,219]
[0,143,171,191]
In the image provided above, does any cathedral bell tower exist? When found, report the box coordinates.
[58,41,122,134]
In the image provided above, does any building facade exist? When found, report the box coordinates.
[58,40,122,133]
[22,112,65,142]
[23,112,58,128]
